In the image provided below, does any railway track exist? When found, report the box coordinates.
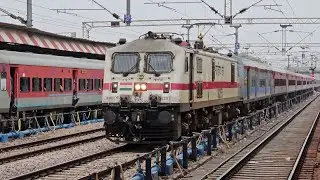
[9,144,151,180]
[178,93,319,180]
[203,96,320,179]
[0,127,104,152]
[0,131,105,164]
[294,113,320,179]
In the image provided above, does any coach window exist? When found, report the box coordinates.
[196,81,203,98]
[0,72,6,91]
[79,79,86,91]
[94,79,101,90]
[212,59,215,81]
[231,63,235,84]
[64,78,72,91]
[20,77,30,92]
[196,57,202,73]
[32,78,42,92]
[54,78,63,92]
[87,79,93,91]
[44,78,52,91]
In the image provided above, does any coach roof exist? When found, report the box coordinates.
[0,50,104,69]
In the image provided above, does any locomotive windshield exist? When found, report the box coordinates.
[112,53,139,74]
[146,53,172,73]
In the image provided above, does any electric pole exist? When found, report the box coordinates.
[125,0,131,26]
[287,54,291,69]
[280,24,292,55]
[224,0,232,24]
[182,19,193,42]
[231,24,241,55]
[27,0,32,27]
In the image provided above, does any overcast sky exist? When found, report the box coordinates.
[0,0,320,69]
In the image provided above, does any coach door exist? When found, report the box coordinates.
[188,53,194,102]
[72,69,79,106]
[9,67,18,116]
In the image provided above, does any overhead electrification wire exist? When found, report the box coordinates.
[4,0,142,37]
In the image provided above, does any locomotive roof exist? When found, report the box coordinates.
[0,50,104,69]
[108,38,187,53]
[108,38,237,62]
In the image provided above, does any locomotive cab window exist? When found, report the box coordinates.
[231,63,235,84]
[54,78,63,92]
[145,53,173,74]
[32,78,42,92]
[64,78,72,92]
[0,72,6,91]
[44,78,52,91]
[111,53,139,74]
[20,77,30,92]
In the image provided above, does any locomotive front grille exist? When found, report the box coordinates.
[105,122,176,141]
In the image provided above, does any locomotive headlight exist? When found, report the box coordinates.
[134,83,147,91]
[134,84,141,91]
[141,83,147,91]
[163,82,170,93]
[111,82,118,93]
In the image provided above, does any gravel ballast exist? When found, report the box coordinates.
[0,138,119,179]
[0,131,105,159]
[0,122,104,148]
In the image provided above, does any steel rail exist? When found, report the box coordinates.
[287,112,320,179]
[215,95,319,180]
[8,144,129,180]
[0,134,105,164]
[0,127,104,152]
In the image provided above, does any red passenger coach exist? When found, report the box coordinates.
[0,49,105,132]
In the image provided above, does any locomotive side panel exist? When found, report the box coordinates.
[189,53,240,109]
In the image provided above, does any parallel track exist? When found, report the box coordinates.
[8,144,154,180]
[0,133,105,164]
[212,97,320,179]
[8,144,129,180]
[180,94,319,180]
[294,113,320,179]
[0,127,104,152]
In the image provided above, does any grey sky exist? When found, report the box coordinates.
[0,0,320,68]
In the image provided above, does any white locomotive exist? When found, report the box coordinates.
[102,31,320,144]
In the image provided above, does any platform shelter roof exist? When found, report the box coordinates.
[0,22,115,55]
